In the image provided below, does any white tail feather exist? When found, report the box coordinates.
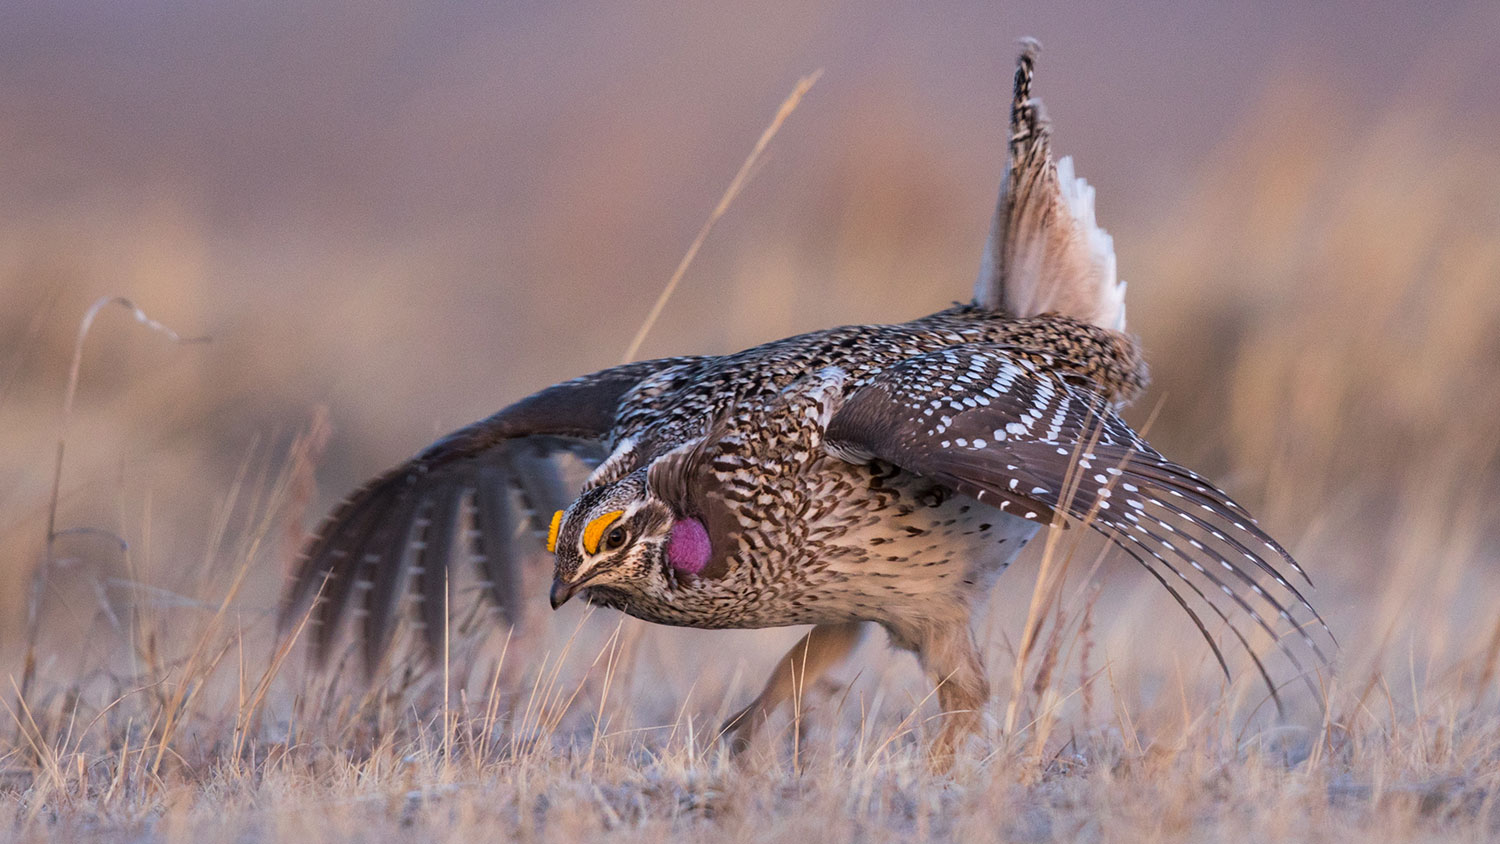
[974,40,1128,333]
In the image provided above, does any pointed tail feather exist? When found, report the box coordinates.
[974,39,1127,333]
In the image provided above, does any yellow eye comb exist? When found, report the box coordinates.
[545,510,564,553]
[582,510,625,555]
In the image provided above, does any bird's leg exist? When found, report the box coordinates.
[721,621,866,756]
[909,621,990,768]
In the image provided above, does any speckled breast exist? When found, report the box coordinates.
[600,457,1041,630]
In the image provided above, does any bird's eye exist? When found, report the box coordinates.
[603,525,629,551]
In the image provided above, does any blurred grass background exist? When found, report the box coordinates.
[2,0,1500,817]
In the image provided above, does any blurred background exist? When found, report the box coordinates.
[3,0,1499,717]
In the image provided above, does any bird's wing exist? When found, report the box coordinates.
[825,345,1332,708]
[282,357,697,668]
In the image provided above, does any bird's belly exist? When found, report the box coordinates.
[790,464,1041,623]
[635,461,1041,630]
[601,461,1041,630]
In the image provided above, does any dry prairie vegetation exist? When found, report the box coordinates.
[3,49,1500,844]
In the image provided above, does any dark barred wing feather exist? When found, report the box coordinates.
[827,345,1333,708]
[282,358,694,668]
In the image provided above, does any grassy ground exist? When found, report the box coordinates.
[3,26,1500,843]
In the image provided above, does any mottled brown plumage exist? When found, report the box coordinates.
[282,41,1332,756]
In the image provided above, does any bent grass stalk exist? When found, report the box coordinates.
[24,296,207,698]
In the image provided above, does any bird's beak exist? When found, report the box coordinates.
[549,576,578,610]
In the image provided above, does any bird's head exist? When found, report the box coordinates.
[546,471,712,609]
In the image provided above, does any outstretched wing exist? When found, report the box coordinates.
[282,357,697,668]
[826,345,1333,708]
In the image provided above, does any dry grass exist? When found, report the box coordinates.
[3,48,1500,843]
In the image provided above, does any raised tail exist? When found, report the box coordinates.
[973,39,1127,333]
